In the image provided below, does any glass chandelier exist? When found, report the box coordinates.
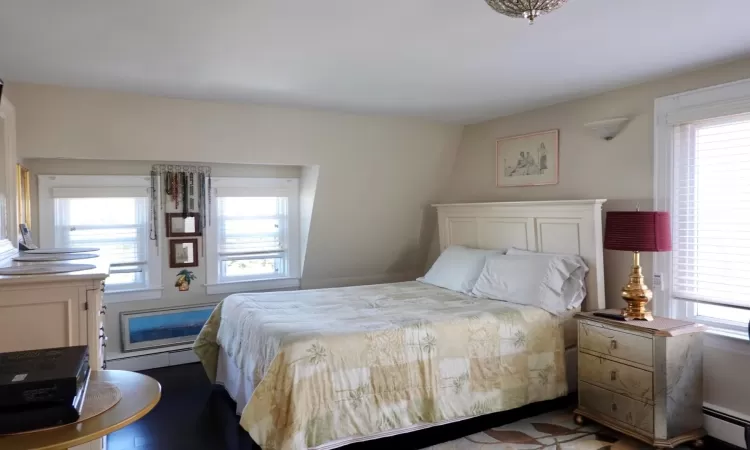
[485,0,568,24]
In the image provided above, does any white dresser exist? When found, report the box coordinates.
[0,255,110,450]
[574,311,706,448]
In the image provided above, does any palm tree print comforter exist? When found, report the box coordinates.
[194,281,567,450]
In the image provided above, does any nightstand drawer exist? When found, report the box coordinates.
[579,352,653,401]
[579,321,653,367]
[579,381,654,435]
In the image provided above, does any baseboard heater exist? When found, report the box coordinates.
[106,348,199,372]
[704,405,750,449]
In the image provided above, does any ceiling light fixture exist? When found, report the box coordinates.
[485,0,568,24]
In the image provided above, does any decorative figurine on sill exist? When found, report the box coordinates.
[175,269,196,292]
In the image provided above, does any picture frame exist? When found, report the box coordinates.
[120,303,216,352]
[166,212,201,237]
[496,129,559,187]
[169,238,198,268]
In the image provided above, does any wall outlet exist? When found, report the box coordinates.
[653,273,663,290]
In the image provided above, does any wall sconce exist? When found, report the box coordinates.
[584,117,630,141]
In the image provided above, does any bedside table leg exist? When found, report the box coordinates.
[574,414,586,426]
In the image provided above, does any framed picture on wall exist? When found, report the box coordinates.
[166,213,201,237]
[169,238,198,268]
[496,129,559,187]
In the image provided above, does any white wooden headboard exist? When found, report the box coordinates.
[434,200,606,312]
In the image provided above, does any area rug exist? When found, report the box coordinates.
[426,408,692,449]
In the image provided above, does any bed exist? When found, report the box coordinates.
[195,199,606,450]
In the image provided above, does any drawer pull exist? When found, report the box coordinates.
[610,370,617,381]
[610,339,618,350]
[611,402,618,412]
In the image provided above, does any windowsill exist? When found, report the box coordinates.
[205,277,300,295]
[104,287,163,303]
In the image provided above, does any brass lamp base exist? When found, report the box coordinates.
[620,251,655,321]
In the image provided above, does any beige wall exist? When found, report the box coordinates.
[7,83,464,288]
[441,57,750,416]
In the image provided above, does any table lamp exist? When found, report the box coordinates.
[604,211,672,321]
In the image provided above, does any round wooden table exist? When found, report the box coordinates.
[0,370,161,450]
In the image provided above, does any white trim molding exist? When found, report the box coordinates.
[653,76,750,333]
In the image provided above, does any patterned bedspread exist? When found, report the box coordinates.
[194,281,567,450]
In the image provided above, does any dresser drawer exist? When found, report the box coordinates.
[579,321,653,367]
[579,381,654,435]
[579,352,653,401]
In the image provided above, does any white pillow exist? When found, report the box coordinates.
[471,254,587,315]
[505,248,589,270]
[418,246,505,294]
[505,248,588,309]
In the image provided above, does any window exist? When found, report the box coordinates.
[218,196,288,281]
[672,114,750,332]
[655,79,750,338]
[39,176,162,299]
[206,178,300,294]
[54,197,149,289]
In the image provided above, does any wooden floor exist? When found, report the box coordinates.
[107,363,249,450]
[108,363,738,450]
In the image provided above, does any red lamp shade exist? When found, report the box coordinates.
[604,211,672,252]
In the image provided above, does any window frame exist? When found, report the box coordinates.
[0,98,18,259]
[654,77,750,341]
[38,175,162,301]
[205,177,301,295]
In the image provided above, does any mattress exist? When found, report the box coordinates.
[195,281,569,450]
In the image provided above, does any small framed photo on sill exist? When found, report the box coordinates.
[166,213,201,237]
[169,238,198,268]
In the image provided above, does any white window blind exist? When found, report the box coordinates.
[672,112,750,325]
[216,196,289,282]
[54,196,149,290]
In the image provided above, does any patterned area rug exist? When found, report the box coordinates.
[426,408,692,449]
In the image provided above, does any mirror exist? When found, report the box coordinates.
[166,212,201,237]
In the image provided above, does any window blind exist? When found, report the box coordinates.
[54,196,149,288]
[216,196,289,281]
[672,112,750,310]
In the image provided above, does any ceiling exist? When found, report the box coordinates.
[1,0,750,124]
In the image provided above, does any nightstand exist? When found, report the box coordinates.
[574,311,706,448]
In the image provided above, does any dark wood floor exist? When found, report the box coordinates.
[109,363,737,450]
[107,363,244,450]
